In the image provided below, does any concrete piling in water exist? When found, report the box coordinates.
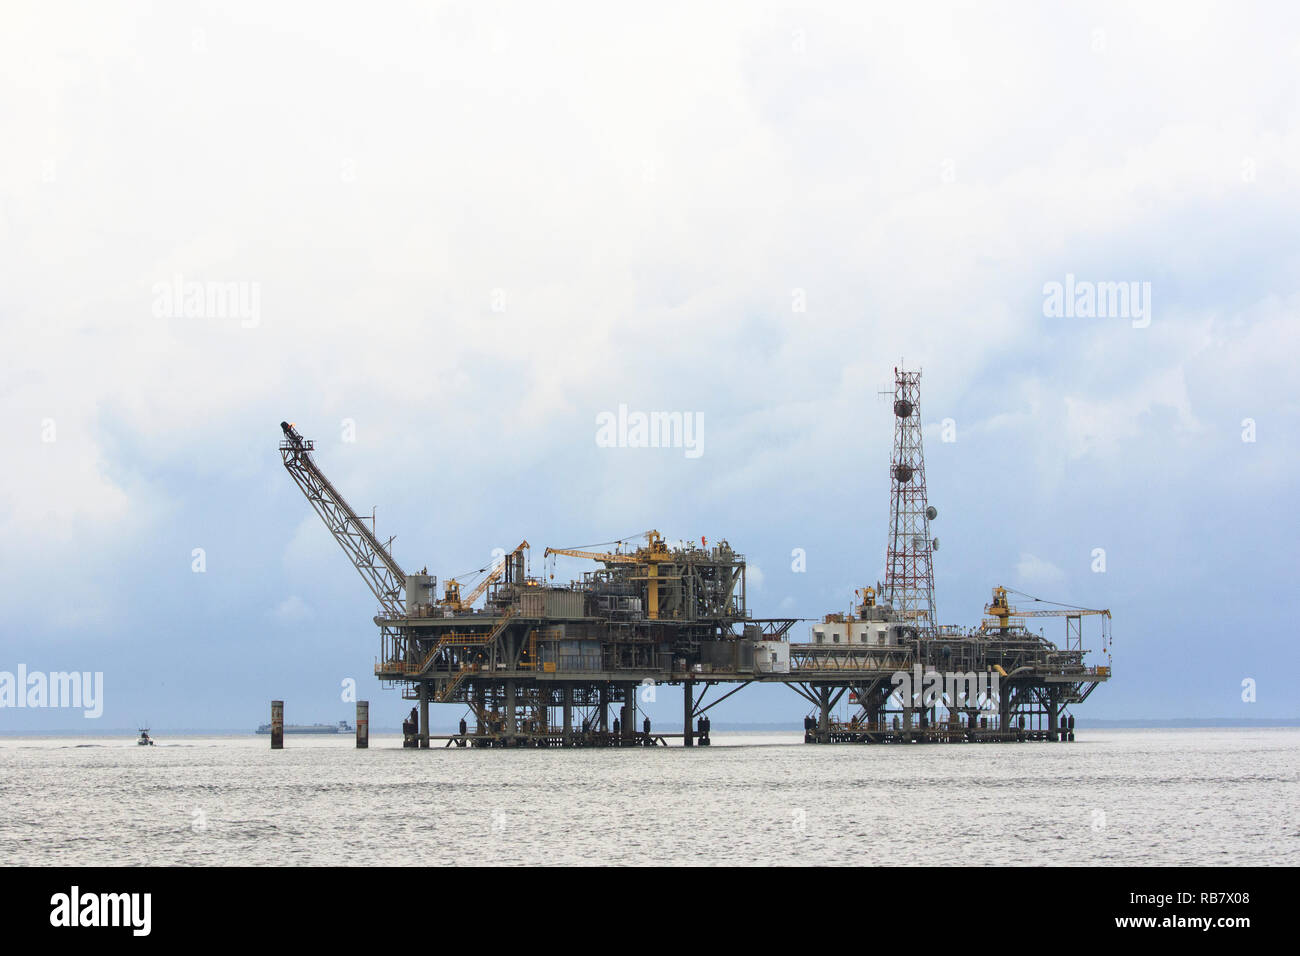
[271,700,284,749]
[356,700,369,748]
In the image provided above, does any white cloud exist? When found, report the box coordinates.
[1014,554,1067,593]
[272,595,312,624]
[1062,366,1203,460]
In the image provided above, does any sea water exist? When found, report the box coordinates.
[1,728,1295,865]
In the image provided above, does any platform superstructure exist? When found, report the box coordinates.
[276,369,1111,748]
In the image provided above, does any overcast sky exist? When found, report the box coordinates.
[2,1,1297,730]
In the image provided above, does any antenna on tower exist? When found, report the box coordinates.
[882,366,938,629]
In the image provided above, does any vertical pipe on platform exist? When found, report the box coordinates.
[562,685,573,747]
[598,685,609,735]
[1048,686,1060,742]
[418,683,430,749]
[270,700,284,749]
[475,684,485,739]
[683,680,694,747]
[356,700,369,748]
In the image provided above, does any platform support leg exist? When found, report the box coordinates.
[622,682,636,746]
[418,684,430,749]
[683,680,694,747]
[562,685,573,748]
[505,679,516,746]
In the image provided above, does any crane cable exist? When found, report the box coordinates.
[1007,587,1113,655]
[1004,587,1100,612]
[447,564,492,583]
[550,529,654,552]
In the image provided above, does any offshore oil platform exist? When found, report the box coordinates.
[278,368,1112,748]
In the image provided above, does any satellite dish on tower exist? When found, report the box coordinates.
[926,505,938,520]
[932,538,940,551]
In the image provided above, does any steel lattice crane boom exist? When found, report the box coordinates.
[279,421,409,617]
[542,547,637,563]
[543,530,666,564]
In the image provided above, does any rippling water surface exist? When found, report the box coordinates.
[2,729,1295,865]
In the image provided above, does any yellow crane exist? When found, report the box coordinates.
[544,530,669,619]
[853,586,877,617]
[983,585,1110,630]
[442,541,529,612]
[983,586,1111,660]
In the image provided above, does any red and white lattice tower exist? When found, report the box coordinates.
[883,367,937,629]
